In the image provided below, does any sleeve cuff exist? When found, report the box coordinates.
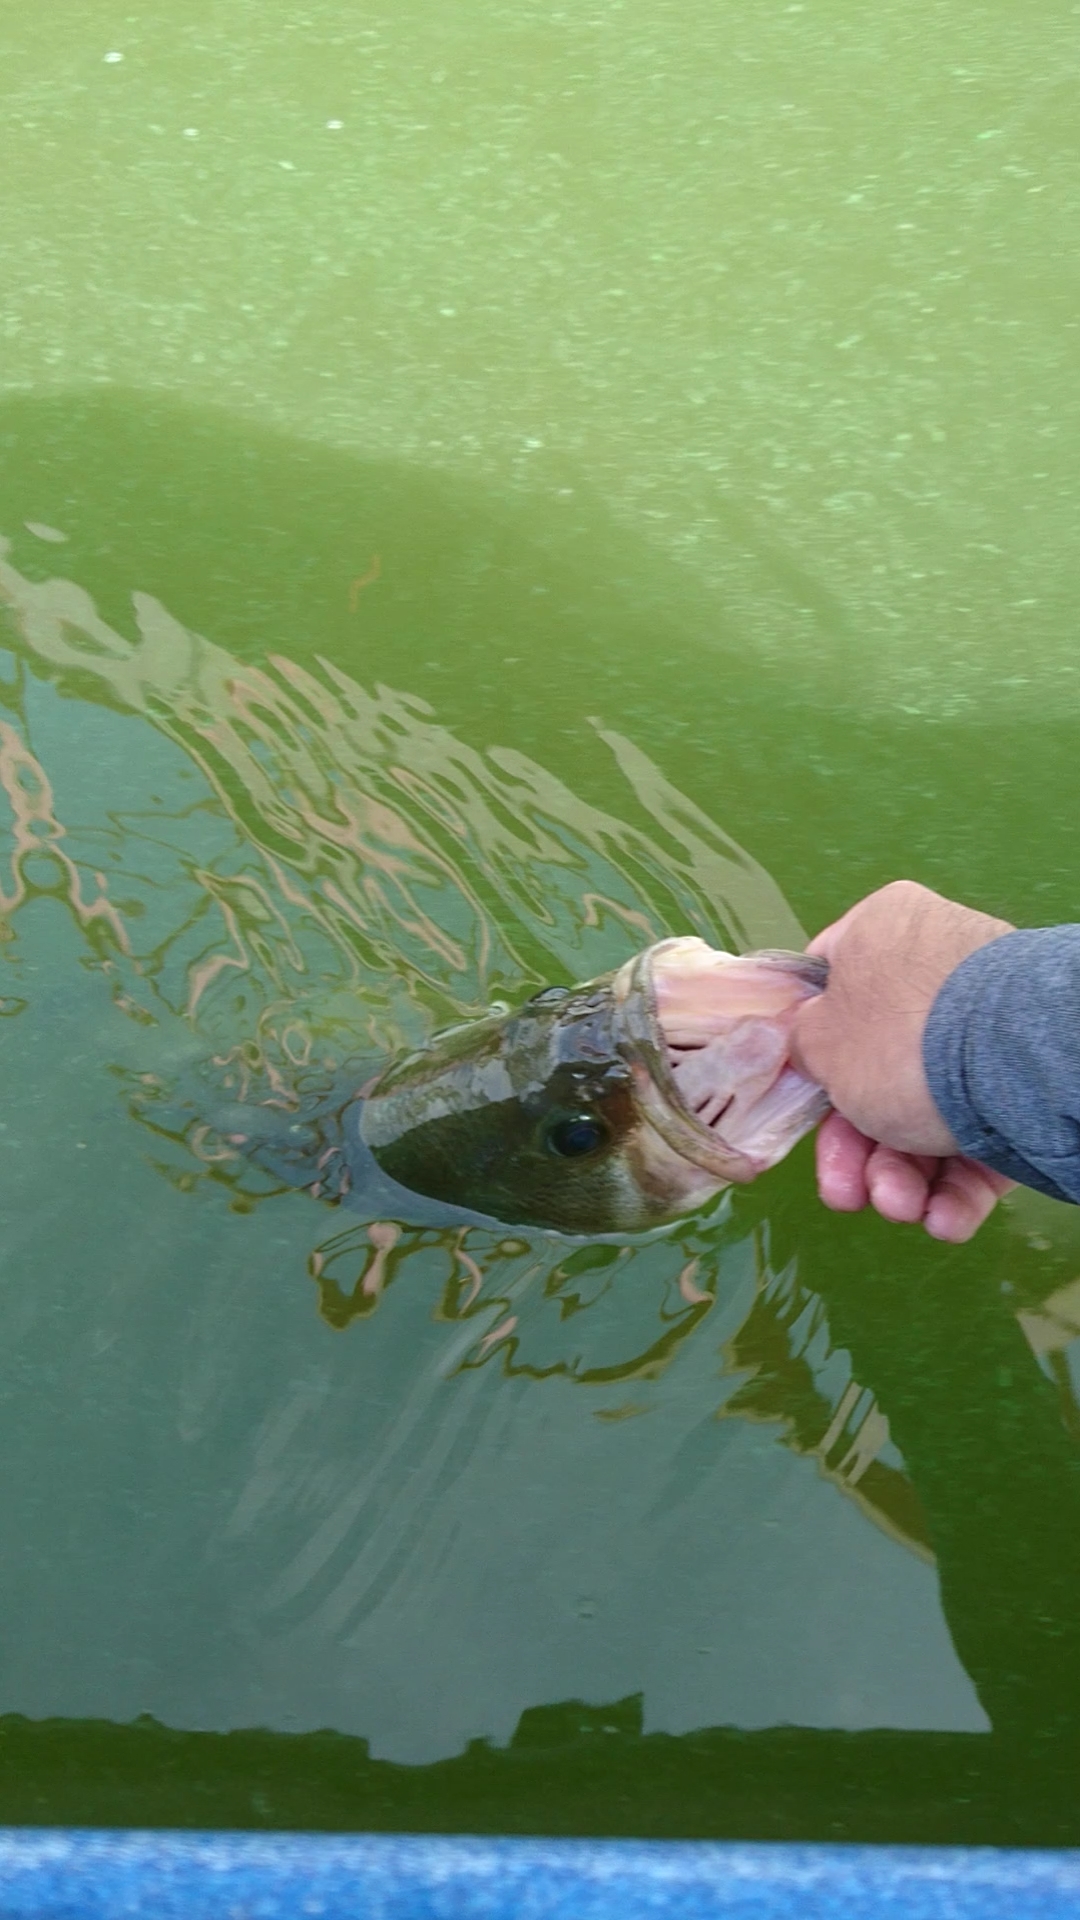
[923,926,1080,1206]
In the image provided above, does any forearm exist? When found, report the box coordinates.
[923,926,1080,1205]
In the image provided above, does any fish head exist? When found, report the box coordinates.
[359,937,829,1235]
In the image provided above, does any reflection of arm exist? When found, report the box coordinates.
[925,927,1080,1204]
[873,1275,1080,1738]
[746,1159,1080,1736]
[797,1201,1080,1737]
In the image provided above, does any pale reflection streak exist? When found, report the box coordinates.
[0,538,929,1570]
[0,718,129,952]
[1018,1277,1080,1442]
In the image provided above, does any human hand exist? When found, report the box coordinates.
[791,881,1016,1242]
[809,1110,1014,1242]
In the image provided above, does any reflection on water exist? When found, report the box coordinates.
[1,0,1079,1800]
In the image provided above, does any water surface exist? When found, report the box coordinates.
[1,0,1079,1840]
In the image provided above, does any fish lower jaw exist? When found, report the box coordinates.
[641,935,828,1178]
[628,1063,762,1183]
[711,1066,830,1178]
[634,1059,828,1185]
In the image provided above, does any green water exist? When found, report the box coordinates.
[2,0,1080,1842]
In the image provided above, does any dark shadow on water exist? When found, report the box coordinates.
[3,1702,1080,1846]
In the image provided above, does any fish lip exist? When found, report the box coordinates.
[611,938,828,1181]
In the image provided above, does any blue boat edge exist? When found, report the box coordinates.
[0,1831,1079,1918]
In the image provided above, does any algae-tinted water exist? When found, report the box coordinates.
[1,0,1080,1841]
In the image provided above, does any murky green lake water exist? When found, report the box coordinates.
[2,0,1080,1842]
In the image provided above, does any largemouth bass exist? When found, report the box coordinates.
[361,937,829,1234]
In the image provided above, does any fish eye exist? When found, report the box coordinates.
[544,1113,608,1159]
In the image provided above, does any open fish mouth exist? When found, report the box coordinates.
[612,936,830,1184]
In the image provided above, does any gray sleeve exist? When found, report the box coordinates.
[922,926,1080,1205]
